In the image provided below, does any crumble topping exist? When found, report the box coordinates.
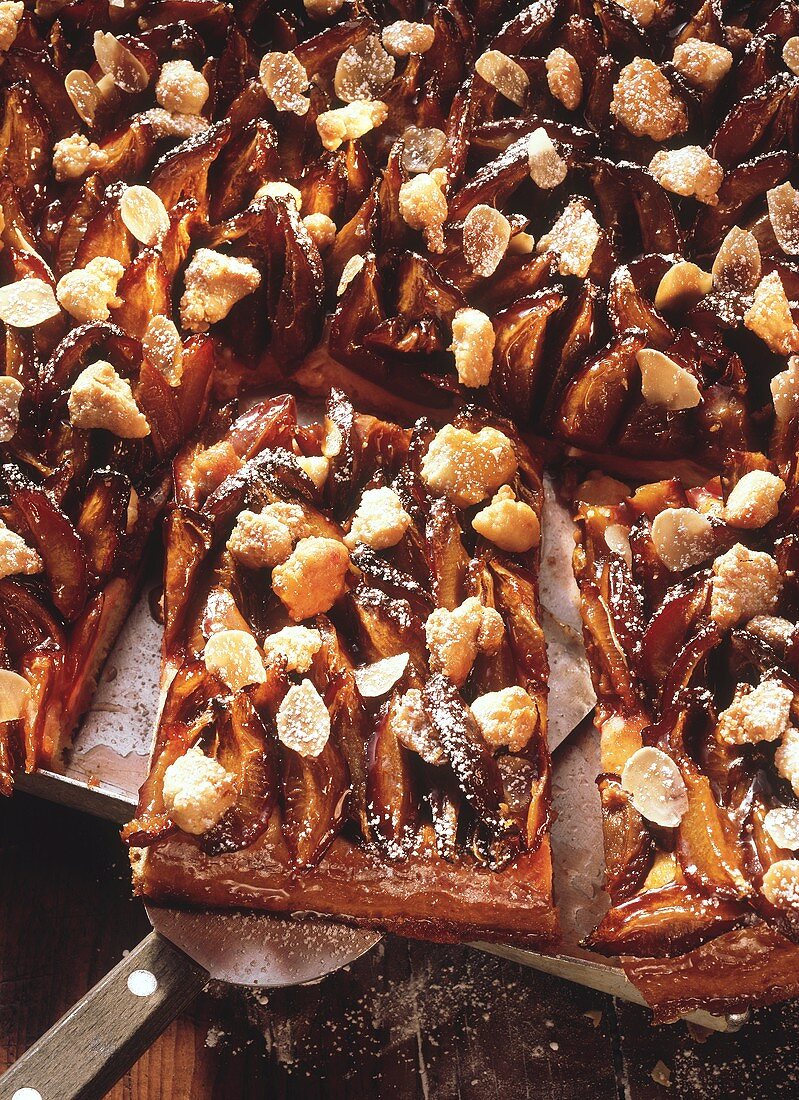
[764,807,799,852]
[255,181,302,208]
[0,277,60,327]
[672,38,733,90]
[475,50,529,107]
[119,185,170,246]
[316,100,388,151]
[0,520,43,578]
[0,375,23,442]
[296,454,330,489]
[354,652,409,698]
[276,680,331,757]
[0,2,22,53]
[450,307,495,389]
[654,260,713,312]
[56,256,125,323]
[334,35,395,102]
[155,59,209,116]
[712,226,761,292]
[636,348,702,410]
[717,680,793,745]
[648,146,723,205]
[762,859,799,910]
[302,212,336,250]
[650,507,714,571]
[527,127,568,189]
[344,487,411,550]
[180,249,261,332]
[724,470,785,529]
[747,615,794,652]
[67,361,150,438]
[744,272,799,356]
[710,544,781,630]
[470,686,539,752]
[425,597,504,686]
[303,0,345,17]
[536,200,600,278]
[776,728,799,796]
[621,746,689,828]
[203,628,267,692]
[382,21,435,57]
[394,688,445,765]
[142,315,183,386]
[162,746,237,835]
[610,58,688,141]
[463,204,511,277]
[262,626,322,674]
[141,107,209,139]
[272,536,350,621]
[545,47,582,111]
[421,424,517,507]
[766,182,799,257]
[472,485,540,553]
[227,503,310,569]
[0,668,30,724]
[616,0,660,26]
[398,173,448,253]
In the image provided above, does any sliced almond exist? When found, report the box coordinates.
[712,226,761,292]
[65,69,102,126]
[93,30,150,93]
[637,348,701,411]
[771,358,799,422]
[783,37,799,77]
[527,127,567,189]
[654,260,712,312]
[120,185,170,246]
[475,50,529,107]
[142,314,183,386]
[354,652,409,698]
[0,668,30,723]
[604,523,632,568]
[651,507,715,571]
[621,746,688,828]
[762,859,799,909]
[764,807,799,852]
[767,182,799,256]
[724,469,785,529]
[0,278,60,327]
[337,254,365,296]
[259,52,310,115]
[203,629,266,692]
[276,679,331,758]
[401,126,446,176]
[463,204,511,278]
[0,375,23,443]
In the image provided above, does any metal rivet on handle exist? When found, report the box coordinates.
[127,969,158,997]
[13,1089,43,1100]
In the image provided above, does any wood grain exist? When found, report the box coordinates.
[1,793,798,1098]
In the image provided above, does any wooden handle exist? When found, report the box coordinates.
[0,932,209,1100]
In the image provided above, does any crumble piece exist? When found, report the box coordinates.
[162,746,237,835]
[255,181,302,208]
[262,626,322,674]
[650,507,714,571]
[382,21,435,57]
[621,746,689,828]
[672,38,733,89]
[767,182,799,256]
[710,544,781,629]
[747,615,794,652]
[421,424,517,507]
[636,347,702,410]
[545,47,583,110]
[56,256,124,323]
[425,597,504,686]
[302,212,336,250]
[344,487,411,550]
[463,204,511,276]
[718,680,793,745]
[475,50,529,107]
[0,521,43,578]
[303,0,345,16]
[227,503,310,569]
[316,100,388,151]
[537,200,600,278]
[762,859,799,909]
[648,146,723,205]
[610,58,688,141]
[140,107,209,139]
[277,680,331,757]
[470,686,539,752]
[472,485,540,553]
[450,307,495,389]
[156,59,209,116]
[272,536,350,621]
[204,629,266,691]
[52,133,107,181]
[334,35,394,103]
[68,361,150,438]
[180,249,261,332]
[398,173,448,253]
[0,375,23,442]
[776,728,799,796]
[744,272,799,356]
[0,2,23,53]
[259,51,310,115]
[394,688,445,765]
[616,0,660,26]
[724,470,785,529]
[527,127,568,189]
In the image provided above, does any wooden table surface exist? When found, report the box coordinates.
[1,792,797,1099]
